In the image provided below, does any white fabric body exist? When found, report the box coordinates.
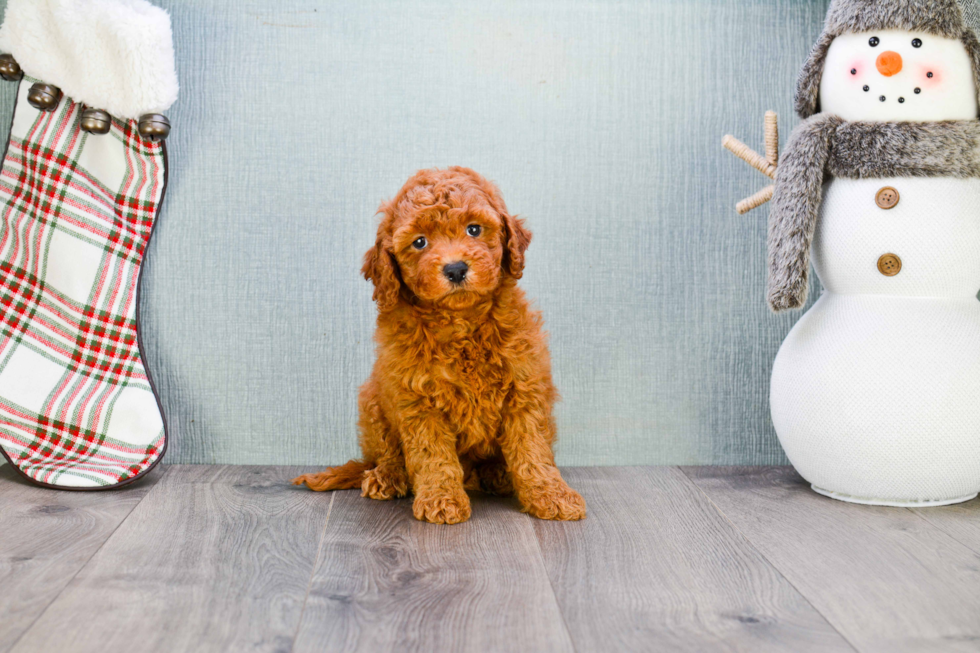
[813,178,980,298]
[0,0,178,119]
[820,30,979,122]
[771,177,980,504]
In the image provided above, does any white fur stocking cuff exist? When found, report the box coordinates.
[0,0,178,119]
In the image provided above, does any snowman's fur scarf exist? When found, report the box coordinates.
[796,0,980,118]
[768,114,842,311]
[0,0,178,119]
[767,114,980,311]
[829,119,980,178]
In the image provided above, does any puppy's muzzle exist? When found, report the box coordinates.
[443,261,469,285]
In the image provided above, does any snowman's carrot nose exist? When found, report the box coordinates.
[876,51,903,76]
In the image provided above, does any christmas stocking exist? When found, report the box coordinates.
[0,0,177,489]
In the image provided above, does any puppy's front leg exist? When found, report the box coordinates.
[500,396,586,521]
[400,413,471,525]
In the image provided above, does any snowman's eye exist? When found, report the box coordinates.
[869,36,880,47]
[912,38,922,48]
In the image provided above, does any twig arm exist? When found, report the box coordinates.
[764,111,778,166]
[723,111,780,214]
[722,135,777,180]
[736,185,774,214]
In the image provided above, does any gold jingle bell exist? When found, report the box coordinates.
[137,114,170,142]
[0,54,22,82]
[27,83,62,111]
[81,108,111,135]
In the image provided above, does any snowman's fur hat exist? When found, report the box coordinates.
[796,0,980,118]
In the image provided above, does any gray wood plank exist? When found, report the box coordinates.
[0,463,164,653]
[293,490,574,653]
[686,467,980,653]
[10,465,332,653]
[910,499,980,555]
[534,466,853,652]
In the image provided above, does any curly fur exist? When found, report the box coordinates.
[796,0,980,118]
[767,117,980,311]
[294,167,586,525]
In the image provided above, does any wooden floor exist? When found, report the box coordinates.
[1,465,979,652]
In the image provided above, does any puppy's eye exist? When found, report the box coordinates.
[466,224,482,237]
[412,237,427,250]
[912,38,922,48]
[869,36,880,47]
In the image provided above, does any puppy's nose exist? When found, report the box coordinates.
[443,261,469,285]
[876,51,903,76]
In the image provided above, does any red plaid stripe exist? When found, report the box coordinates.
[0,81,167,488]
[0,261,143,385]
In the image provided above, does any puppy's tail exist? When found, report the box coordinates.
[292,460,373,491]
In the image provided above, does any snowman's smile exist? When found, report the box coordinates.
[859,81,922,105]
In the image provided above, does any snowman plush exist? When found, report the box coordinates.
[732,0,980,506]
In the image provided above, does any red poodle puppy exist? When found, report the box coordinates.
[294,167,585,524]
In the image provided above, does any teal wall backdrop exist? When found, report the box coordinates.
[0,0,838,466]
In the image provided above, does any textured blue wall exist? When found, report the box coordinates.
[0,0,838,466]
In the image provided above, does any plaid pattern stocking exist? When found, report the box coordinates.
[0,79,168,488]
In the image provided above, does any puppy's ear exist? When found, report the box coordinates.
[501,213,532,278]
[362,215,402,312]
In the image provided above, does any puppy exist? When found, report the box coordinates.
[294,167,585,524]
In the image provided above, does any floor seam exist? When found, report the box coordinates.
[290,490,336,652]
[6,466,171,653]
[904,507,980,556]
[529,509,580,653]
[676,466,863,653]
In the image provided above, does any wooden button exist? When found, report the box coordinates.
[877,253,902,276]
[875,186,900,209]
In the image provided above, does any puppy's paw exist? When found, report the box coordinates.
[413,488,472,524]
[522,482,586,521]
[361,467,408,500]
